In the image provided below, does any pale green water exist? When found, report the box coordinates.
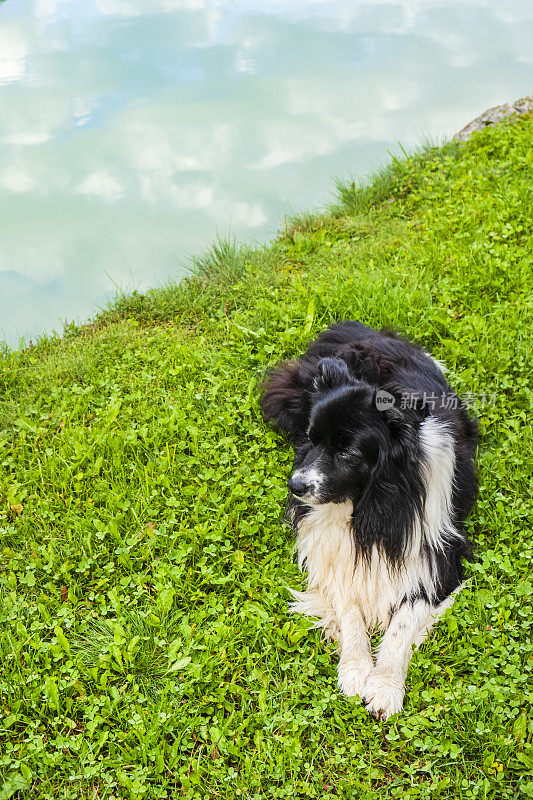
[0,0,531,347]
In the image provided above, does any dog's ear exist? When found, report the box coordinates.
[261,358,316,441]
[314,357,352,392]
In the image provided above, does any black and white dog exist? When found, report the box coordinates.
[261,321,478,720]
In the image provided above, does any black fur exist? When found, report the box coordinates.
[261,321,478,599]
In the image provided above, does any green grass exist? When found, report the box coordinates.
[0,114,532,799]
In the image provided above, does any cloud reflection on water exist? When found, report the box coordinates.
[0,0,532,345]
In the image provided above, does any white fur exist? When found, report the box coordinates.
[289,416,462,719]
[290,501,436,630]
[417,416,460,551]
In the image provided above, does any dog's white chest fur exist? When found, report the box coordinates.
[293,501,432,631]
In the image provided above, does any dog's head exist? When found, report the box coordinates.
[288,357,401,505]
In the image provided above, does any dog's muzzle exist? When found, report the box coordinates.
[288,475,311,497]
[287,468,322,502]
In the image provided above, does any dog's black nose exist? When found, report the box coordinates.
[288,476,309,497]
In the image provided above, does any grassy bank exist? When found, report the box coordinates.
[0,114,532,800]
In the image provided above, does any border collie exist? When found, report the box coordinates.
[261,321,478,720]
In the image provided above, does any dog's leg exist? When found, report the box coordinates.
[363,598,453,720]
[336,603,373,699]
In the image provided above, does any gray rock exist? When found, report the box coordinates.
[454,95,533,142]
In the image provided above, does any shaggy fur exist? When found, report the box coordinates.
[261,320,478,719]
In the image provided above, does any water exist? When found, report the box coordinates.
[0,0,531,347]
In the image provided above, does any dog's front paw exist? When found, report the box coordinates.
[337,658,373,699]
[363,668,404,720]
